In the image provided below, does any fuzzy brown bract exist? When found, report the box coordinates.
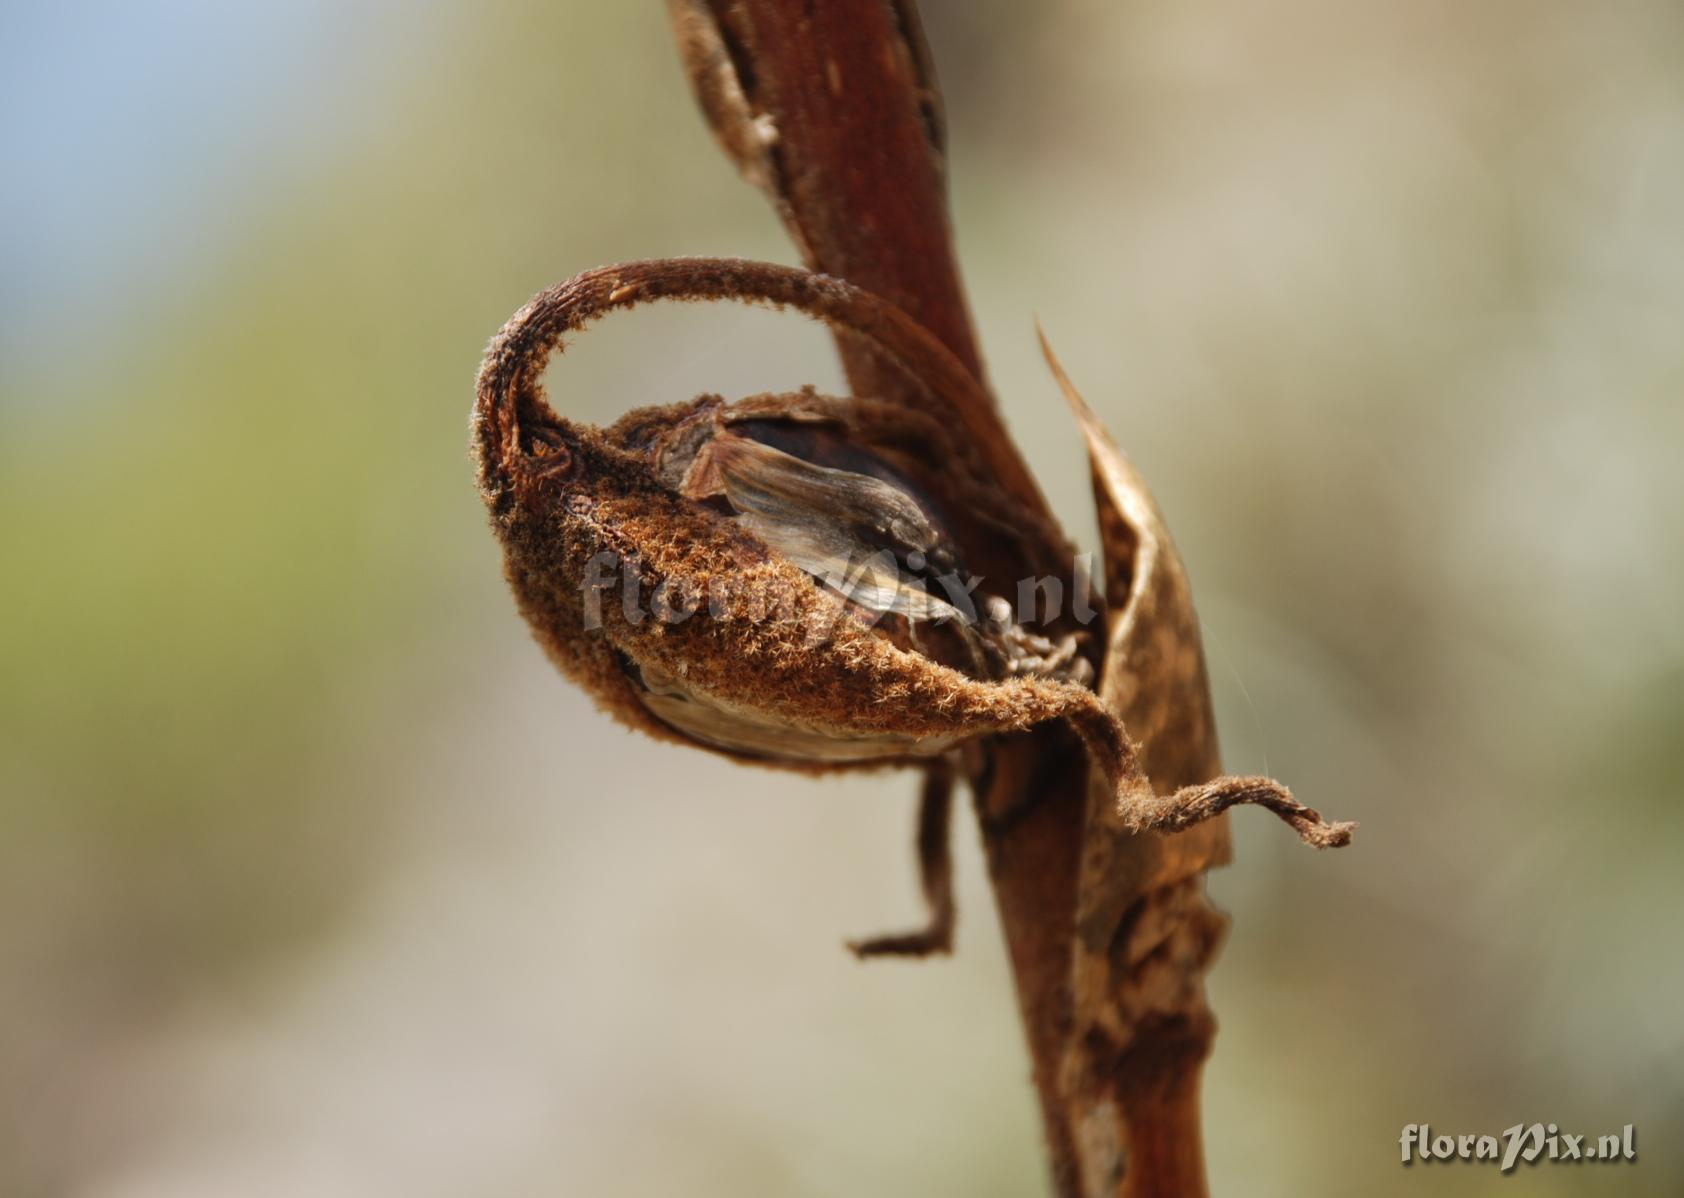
[473,257,1141,779]
[473,256,1356,853]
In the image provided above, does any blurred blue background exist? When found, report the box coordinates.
[3,2,1681,1195]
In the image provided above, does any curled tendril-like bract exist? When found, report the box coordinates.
[472,256,1354,850]
[472,257,1142,784]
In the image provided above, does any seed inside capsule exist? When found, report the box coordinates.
[615,396,1089,760]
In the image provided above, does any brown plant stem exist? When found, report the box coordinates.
[669,4,1237,1195]
[670,0,1044,513]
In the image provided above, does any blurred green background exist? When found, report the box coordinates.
[3,2,1680,1195]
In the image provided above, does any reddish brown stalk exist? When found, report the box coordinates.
[464,2,1359,1192]
[651,4,1352,1195]
[667,5,1206,1195]
[670,0,1044,514]
[671,3,1104,1187]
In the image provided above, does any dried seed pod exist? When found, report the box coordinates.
[473,258,1136,782]
[473,255,1353,867]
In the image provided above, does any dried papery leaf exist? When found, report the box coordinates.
[1036,329,1353,1194]
[473,258,1136,786]
[1040,330,1354,849]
